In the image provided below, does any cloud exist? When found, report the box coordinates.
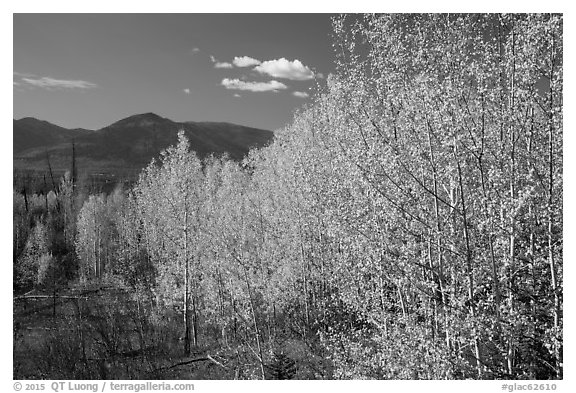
[214,62,233,69]
[183,88,191,94]
[14,72,35,87]
[233,93,241,98]
[21,76,97,89]
[254,58,315,80]
[191,47,201,54]
[210,55,234,69]
[221,78,287,92]
[292,91,309,98]
[233,56,261,67]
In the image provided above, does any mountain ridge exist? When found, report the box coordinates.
[14,113,275,190]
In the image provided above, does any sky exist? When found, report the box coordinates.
[13,14,336,131]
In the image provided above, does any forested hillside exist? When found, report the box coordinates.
[14,14,562,380]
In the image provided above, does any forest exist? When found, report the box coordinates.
[13,14,562,380]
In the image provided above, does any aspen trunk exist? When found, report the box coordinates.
[426,121,450,349]
[243,266,266,380]
[183,209,191,356]
[507,25,517,377]
[454,139,482,378]
[547,31,561,377]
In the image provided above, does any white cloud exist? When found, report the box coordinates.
[221,78,287,92]
[191,47,201,54]
[254,58,315,80]
[292,91,309,98]
[210,55,234,69]
[183,88,191,94]
[233,93,241,98]
[233,56,261,67]
[214,62,233,69]
[21,77,97,89]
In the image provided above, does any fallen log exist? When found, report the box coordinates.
[159,354,229,371]
[14,295,88,300]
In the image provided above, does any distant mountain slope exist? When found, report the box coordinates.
[13,113,275,184]
[14,118,92,154]
[81,113,273,164]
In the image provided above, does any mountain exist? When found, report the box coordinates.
[80,113,273,164]
[14,117,92,154]
[14,113,274,190]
